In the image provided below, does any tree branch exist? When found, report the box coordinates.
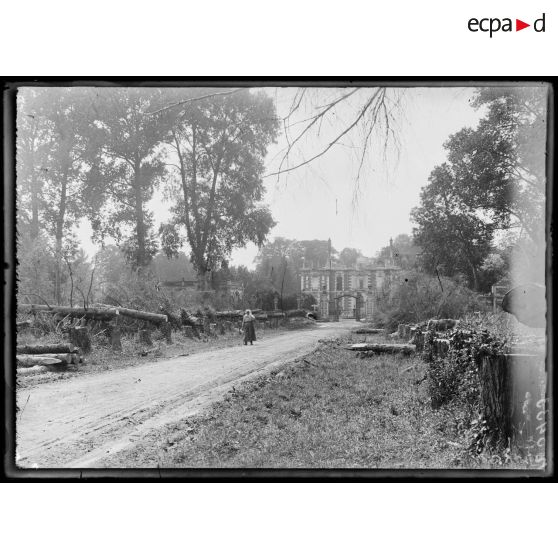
[145,88,244,116]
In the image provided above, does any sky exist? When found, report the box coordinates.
[75,86,484,269]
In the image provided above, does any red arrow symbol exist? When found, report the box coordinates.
[516,19,530,31]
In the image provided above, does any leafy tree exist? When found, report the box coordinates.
[411,86,548,289]
[338,247,362,267]
[299,239,336,269]
[84,88,173,269]
[160,89,279,287]
[444,87,546,281]
[254,237,302,297]
[411,164,494,290]
[376,234,419,269]
[17,87,96,303]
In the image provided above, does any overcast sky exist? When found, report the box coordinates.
[76,86,484,269]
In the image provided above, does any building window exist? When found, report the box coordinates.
[336,276,343,291]
[359,278,364,289]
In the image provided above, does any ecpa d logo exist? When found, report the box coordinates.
[468,13,545,37]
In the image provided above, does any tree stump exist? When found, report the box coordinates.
[479,354,512,446]
[161,322,172,344]
[110,325,122,351]
[69,326,91,354]
[139,328,152,346]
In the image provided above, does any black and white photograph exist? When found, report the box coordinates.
[5,81,551,475]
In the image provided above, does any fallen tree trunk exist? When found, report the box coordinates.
[354,328,385,334]
[115,307,168,323]
[25,352,73,364]
[19,304,119,320]
[17,365,50,375]
[17,343,77,354]
[18,303,168,324]
[344,343,416,355]
[16,355,63,367]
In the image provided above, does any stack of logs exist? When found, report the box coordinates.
[16,343,81,376]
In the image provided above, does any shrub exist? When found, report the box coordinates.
[374,271,484,331]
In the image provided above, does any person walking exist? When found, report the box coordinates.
[242,309,256,345]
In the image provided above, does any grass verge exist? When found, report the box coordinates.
[100,333,487,469]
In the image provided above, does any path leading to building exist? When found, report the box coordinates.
[16,320,355,469]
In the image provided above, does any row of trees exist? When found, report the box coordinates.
[411,87,547,291]
[17,87,279,304]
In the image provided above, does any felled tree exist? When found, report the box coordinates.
[160,89,278,288]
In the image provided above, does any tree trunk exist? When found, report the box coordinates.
[17,343,77,354]
[345,343,416,355]
[18,304,167,323]
[17,365,50,376]
[110,326,122,351]
[161,322,172,344]
[139,329,152,346]
[54,157,69,305]
[354,328,385,334]
[133,161,147,269]
[16,355,63,367]
[69,326,91,354]
[29,132,40,240]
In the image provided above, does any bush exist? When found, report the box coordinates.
[374,271,484,331]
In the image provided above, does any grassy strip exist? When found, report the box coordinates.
[101,334,484,469]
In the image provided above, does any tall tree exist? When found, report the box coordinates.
[85,88,173,269]
[17,87,95,303]
[254,237,302,295]
[411,164,494,290]
[411,85,548,288]
[160,89,279,287]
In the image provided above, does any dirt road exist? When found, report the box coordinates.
[16,321,355,468]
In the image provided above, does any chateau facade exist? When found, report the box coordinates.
[300,259,400,319]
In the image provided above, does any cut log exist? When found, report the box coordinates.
[17,365,49,375]
[17,343,77,354]
[19,304,119,320]
[69,326,91,354]
[23,352,73,363]
[354,328,385,334]
[115,307,168,324]
[345,343,416,355]
[16,355,62,367]
[17,320,33,328]
[18,303,168,324]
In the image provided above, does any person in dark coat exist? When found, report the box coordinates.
[242,309,256,345]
